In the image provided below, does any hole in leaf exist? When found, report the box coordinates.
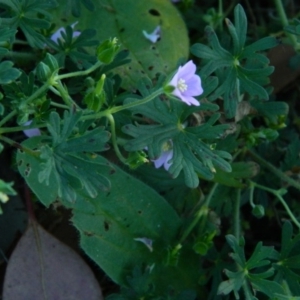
[24,167,31,177]
[104,221,110,231]
[137,210,142,215]
[120,27,125,32]
[18,160,23,166]
[148,66,154,71]
[84,231,93,237]
[151,46,156,50]
[149,9,160,16]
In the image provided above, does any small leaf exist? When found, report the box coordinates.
[0,61,21,84]
[3,220,103,300]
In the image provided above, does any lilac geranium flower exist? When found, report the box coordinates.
[169,60,203,106]
[23,120,41,138]
[50,22,81,44]
[142,26,161,43]
[152,141,173,171]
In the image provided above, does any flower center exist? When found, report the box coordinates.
[177,78,188,92]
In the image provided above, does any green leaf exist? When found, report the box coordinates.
[281,137,300,171]
[46,25,99,68]
[72,161,182,284]
[1,0,57,48]
[191,5,278,118]
[234,4,247,51]
[0,61,21,84]
[246,242,274,269]
[17,111,112,205]
[226,235,246,266]
[250,100,289,124]
[51,0,189,88]
[217,270,245,296]
[212,161,260,187]
[122,96,231,188]
[249,278,285,298]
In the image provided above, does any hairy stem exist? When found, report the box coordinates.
[248,149,300,191]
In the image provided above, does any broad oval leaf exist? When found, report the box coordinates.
[51,0,189,88]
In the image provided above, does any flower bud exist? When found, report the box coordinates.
[97,38,120,64]
[252,205,265,219]
[36,62,51,82]
[44,53,59,72]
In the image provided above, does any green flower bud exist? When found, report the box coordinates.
[36,62,51,81]
[44,53,59,72]
[83,74,106,112]
[252,205,265,219]
[97,37,120,64]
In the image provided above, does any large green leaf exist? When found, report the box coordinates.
[17,136,182,284]
[72,162,182,284]
[50,0,189,88]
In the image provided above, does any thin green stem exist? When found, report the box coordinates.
[242,280,254,300]
[54,80,79,108]
[0,135,40,157]
[178,183,219,245]
[248,149,300,191]
[56,61,102,80]
[0,123,47,134]
[0,110,17,127]
[82,88,164,121]
[233,188,241,239]
[106,113,127,164]
[50,101,69,109]
[251,181,300,230]
[216,0,224,31]
[249,182,255,208]
[109,88,164,114]
[274,0,298,48]
[5,51,37,61]
[24,82,50,106]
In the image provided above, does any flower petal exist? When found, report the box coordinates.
[143,26,161,43]
[153,150,170,168]
[23,121,41,137]
[163,150,173,170]
[176,60,196,81]
[180,95,200,106]
[183,75,203,96]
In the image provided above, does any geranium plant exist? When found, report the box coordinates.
[0,0,300,299]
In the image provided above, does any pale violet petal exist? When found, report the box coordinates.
[163,150,173,170]
[153,150,170,168]
[23,120,41,137]
[50,22,80,44]
[181,95,200,106]
[134,237,153,252]
[143,26,161,43]
[183,75,203,96]
[176,60,196,81]
[50,27,65,43]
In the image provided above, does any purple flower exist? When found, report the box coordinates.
[152,141,173,171]
[142,26,161,43]
[169,60,203,106]
[23,120,41,138]
[50,22,81,44]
